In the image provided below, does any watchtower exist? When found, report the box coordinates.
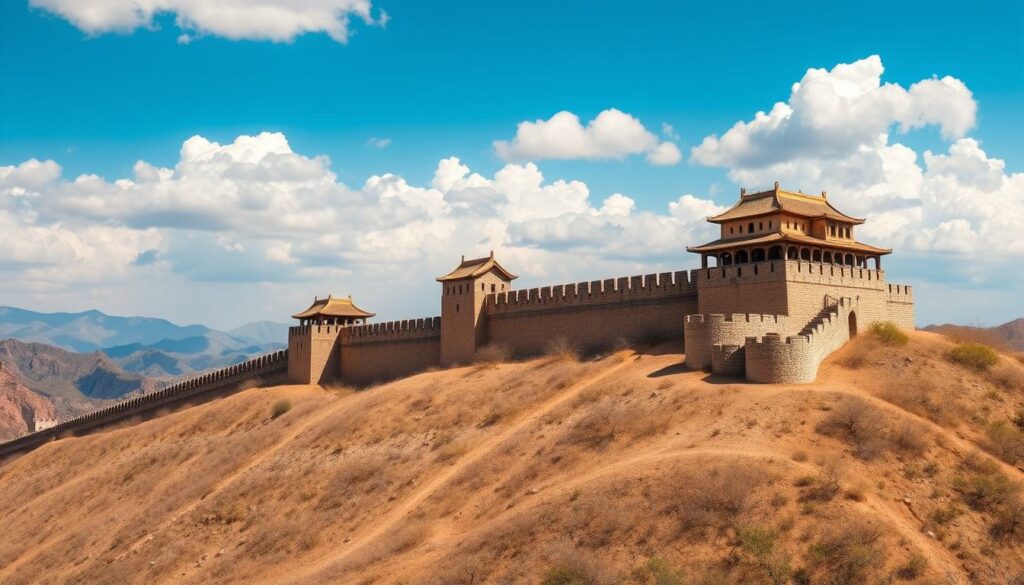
[437,251,517,366]
[287,295,374,384]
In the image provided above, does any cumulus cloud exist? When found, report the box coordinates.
[0,131,722,322]
[692,55,976,170]
[30,0,381,43]
[494,109,682,166]
[691,54,1022,291]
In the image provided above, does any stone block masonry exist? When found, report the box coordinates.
[486,271,697,356]
[340,318,441,386]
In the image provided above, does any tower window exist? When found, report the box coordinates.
[748,222,754,233]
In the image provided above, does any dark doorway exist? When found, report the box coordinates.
[848,311,858,338]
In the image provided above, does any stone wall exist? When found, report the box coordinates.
[683,313,791,371]
[745,297,858,383]
[339,317,441,386]
[0,350,289,460]
[288,324,344,384]
[486,271,697,356]
[885,283,915,329]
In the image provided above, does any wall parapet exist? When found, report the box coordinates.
[341,316,441,345]
[0,350,289,460]
[693,260,887,289]
[487,270,695,315]
[744,297,855,383]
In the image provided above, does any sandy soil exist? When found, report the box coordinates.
[0,330,1022,584]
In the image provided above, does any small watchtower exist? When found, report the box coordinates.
[287,295,374,384]
[437,251,517,366]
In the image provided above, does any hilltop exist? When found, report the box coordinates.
[924,318,1024,352]
[1,331,1023,584]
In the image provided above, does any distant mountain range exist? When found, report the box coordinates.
[0,307,289,379]
[922,318,1024,352]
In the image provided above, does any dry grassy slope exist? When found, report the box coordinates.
[1,331,1023,585]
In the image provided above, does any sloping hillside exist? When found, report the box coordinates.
[0,363,55,441]
[1,332,1022,584]
[0,339,155,417]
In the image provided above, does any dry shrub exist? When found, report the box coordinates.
[880,372,964,427]
[435,437,472,463]
[992,363,1024,392]
[895,551,927,580]
[626,557,684,585]
[952,453,1021,512]
[991,497,1024,540]
[816,396,887,459]
[562,397,672,451]
[797,465,842,503]
[735,525,792,585]
[545,336,581,363]
[948,342,999,370]
[985,420,1024,465]
[676,464,768,532]
[270,399,292,419]
[475,343,512,365]
[868,321,909,346]
[388,518,431,553]
[542,543,617,585]
[806,519,885,585]
[817,396,929,459]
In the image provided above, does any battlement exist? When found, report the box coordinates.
[694,260,886,288]
[289,323,348,337]
[684,313,786,325]
[887,283,913,300]
[341,316,442,344]
[488,270,695,314]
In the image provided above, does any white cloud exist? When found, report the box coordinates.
[494,109,681,166]
[0,131,722,325]
[30,0,381,43]
[692,55,976,170]
[366,137,391,149]
[691,54,1022,299]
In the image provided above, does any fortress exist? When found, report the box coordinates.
[0,183,915,459]
[288,183,914,386]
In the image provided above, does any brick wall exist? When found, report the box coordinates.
[485,271,697,356]
[288,325,344,384]
[339,317,441,385]
[683,313,791,370]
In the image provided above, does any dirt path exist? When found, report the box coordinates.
[379,441,966,583]
[262,352,641,585]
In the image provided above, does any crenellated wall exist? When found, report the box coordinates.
[745,297,859,383]
[683,313,791,371]
[885,283,915,329]
[485,271,697,355]
[0,350,289,459]
[339,317,441,385]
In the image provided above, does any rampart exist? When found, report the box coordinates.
[683,313,790,371]
[745,297,858,383]
[0,350,288,460]
[288,324,344,384]
[339,317,442,385]
[485,271,697,355]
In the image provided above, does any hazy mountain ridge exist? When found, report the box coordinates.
[922,317,1024,351]
[0,307,289,379]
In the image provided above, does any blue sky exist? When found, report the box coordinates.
[1,0,1022,329]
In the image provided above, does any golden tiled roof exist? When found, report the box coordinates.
[292,295,375,320]
[686,232,891,255]
[709,184,864,224]
[436,251,518,282]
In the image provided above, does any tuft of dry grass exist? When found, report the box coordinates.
[270,399,292,419]
[868,321,909,346]
[545,336,581,363]
[475,343,513,366]
[816,396,930,459]
[948,342,999,371]
[806,520,885,585]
